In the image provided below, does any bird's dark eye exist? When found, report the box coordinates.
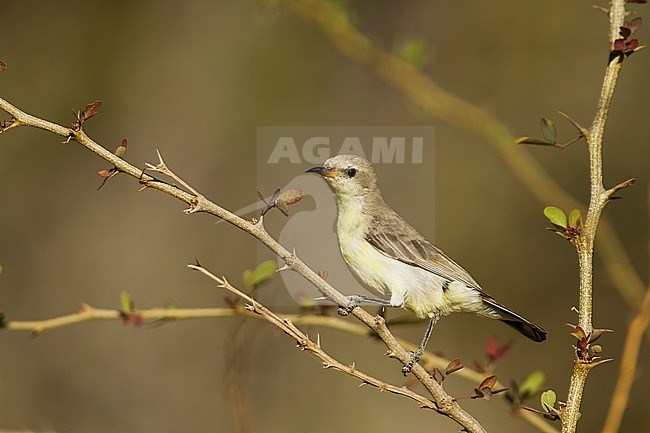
[347,167,357,177]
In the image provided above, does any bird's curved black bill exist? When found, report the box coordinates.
[306,166,325,175]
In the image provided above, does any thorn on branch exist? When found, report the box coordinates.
[144,149,171,175]
[280,247,299,272]
[606,177,636,199]
[145,149,202,199]
[558,111,589,137]
[592,5,609,15]
[0,118,20,133]
[137,166,160,191]
[296,338,309,350]
[184,195,211,214]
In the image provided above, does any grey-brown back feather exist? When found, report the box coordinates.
[364,209,480,290]
[364,205,547,343]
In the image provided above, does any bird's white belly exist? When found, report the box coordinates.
[335,200,484,318]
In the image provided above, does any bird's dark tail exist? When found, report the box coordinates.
[482,298,547,342]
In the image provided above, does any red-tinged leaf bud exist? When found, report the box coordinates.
[80,100,102,122]
[445,358,463,375]
[132,314,144,327]
[486,334,497,359]
[479,375,497,390]
[626,17,643,33]
[277,188,303,206]
[620,26,632,39]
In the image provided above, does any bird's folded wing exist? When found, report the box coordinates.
[365,213,481,290]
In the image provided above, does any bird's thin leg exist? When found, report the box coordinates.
[402,311,440,375]
[338,294,393,316]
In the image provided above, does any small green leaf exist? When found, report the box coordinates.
[541,390,557,412]
[243,260,277,290]
[121,290,132,313]
[544,206,567,228]
[254,260,277,281]
[242,269,254,291]
[568,208,581,227]
[516,136,555,146]
[541,117,557,143]
[520,371,545,399]
[115,139,128,158]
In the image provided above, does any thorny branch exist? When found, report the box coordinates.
[562,1,635,432]
[188,264,440,410]
[0,97,487,433]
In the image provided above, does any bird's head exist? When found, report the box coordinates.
[306,154,379,200]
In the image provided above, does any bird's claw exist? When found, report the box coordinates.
[337,296,361,316]
[402,350,420,376]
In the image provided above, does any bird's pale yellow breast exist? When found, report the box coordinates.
[335,195,390,295]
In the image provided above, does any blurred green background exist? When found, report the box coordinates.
[0,1,648,432]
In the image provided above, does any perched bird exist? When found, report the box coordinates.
[307,154,546,374]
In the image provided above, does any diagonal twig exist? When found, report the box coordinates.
[0,97,486,433]
[188,263,440,411]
